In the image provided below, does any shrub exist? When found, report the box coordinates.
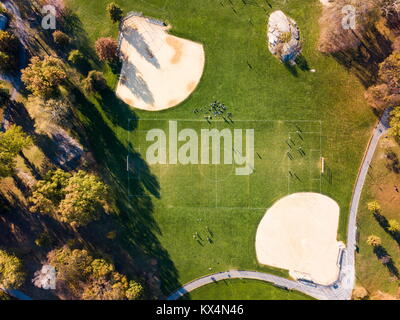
[95,37,118,62]
[83,70,108,92]
[52,30,70,48]
[68,49,85,65]
[106,2,124,23]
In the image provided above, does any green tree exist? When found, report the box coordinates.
[367,200,381,214]
[21,56,67,97]
[388,219,400,232]
[57,170,109,227]
[68,49,85,65]
[83,70,108,93]
[0,31,19,72]
[106,2,124,23]
[0,31,19,54]
[366,235,382,247]
[0,125,32,178]
[0,51,13,72]
[0,250,25,289]
[29,169,72,214]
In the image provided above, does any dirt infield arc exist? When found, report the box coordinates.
[116,15,205,111]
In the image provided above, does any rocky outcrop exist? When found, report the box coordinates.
[267,10,301,63]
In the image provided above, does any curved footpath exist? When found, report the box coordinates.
[167,109,392,301]
[1,111,391,301]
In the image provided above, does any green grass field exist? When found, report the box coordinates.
[356,136,400,297]
[182,279,314,300]
[66,0,376,297]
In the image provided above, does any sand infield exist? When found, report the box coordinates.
[116,16,205,111]
[256,193,344,286]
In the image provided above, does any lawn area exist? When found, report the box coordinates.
[356,136,400,297]
[66,0,376,297]
[182,279,314,300]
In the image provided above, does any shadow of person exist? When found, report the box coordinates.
[295,55,310,71]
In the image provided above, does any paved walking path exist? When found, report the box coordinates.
[167,109,392,301]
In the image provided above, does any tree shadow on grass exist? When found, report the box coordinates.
[373,245,400,279]
[330,26,393,88]
[96,87,138,131]
[59,8,100,69]
[373,213,400,247]
[70,87,180,297]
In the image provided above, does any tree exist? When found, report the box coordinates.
[95,37,118,62]
[68,49,85,65]
[44,98,72,125]
[352,286,369,300]
[57,170,109,227]
[52,30,70,48]
[0,31,19,54]
[367,200,381,213]
[21,56,67,97]
[0,250,25,289]
[0,51,13,73]
[30,169,72,214]
[0,125,32,178]
[389,106,400,139]
[388,219,400,232]
[48,246,143,300]
[366,52,400,110]
[367,235,382,247]
[83,70,108,93]
[106,2,124,23]
[30,169,109,227]
[379,52,400,90]
[0,31,19,72]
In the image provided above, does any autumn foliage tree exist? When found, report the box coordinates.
[366,52,400,109]
[367,235,382,247]
[48,246,143,300]
[21,56,67,97]
[95,37,118,62]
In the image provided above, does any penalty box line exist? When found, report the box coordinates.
[128,119,322,206]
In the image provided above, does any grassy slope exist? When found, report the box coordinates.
[66,0,375,295]
[356,136,400,296]
[183,279,314,300]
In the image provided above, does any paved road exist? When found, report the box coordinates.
[167,109,392,301]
